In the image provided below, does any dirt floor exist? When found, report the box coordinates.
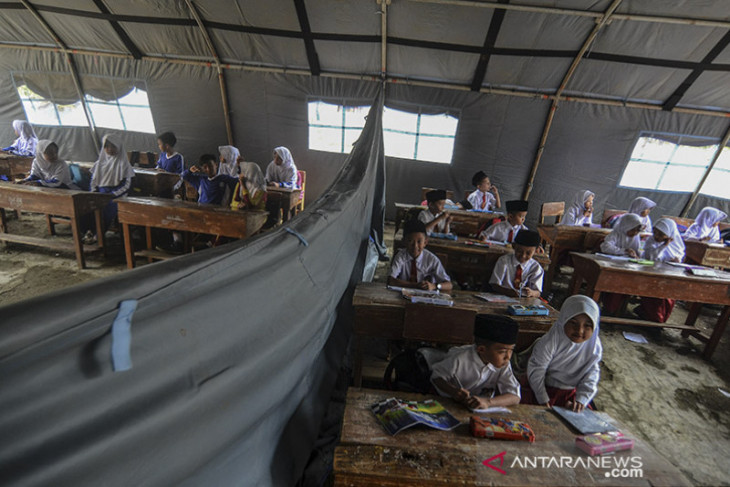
[2,216,730,486]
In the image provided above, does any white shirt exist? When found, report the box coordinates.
[467,189,496,211]
[418,209,449,234]
[429,344,520,398]
[599,213,642,255]
[489,253,544,293]
[389,248,450,283]
[479,221,527,242]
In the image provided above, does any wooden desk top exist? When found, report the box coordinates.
[572,252,730,282]
[117,196,267,239]
[538,224,610,246]
[354,282,558,326]
[684,239,730,269]
[267,186,301,195]
[396,237,551,267]
[0,182,113,212]
[394,202,503,220]
[0,152,33,161]
[335,388,691,487]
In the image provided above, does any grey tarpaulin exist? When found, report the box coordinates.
[0,90,385,486]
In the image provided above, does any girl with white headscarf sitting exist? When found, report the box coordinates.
[628,196,656,231]
[2,120,38,157]
[683,207,727,242]
[265,146,298,189]
[18,140,78,189]
[634,218,686,323]
[599,213,643,315]
[231,155,267,211]
[522,295,602,412]
[561,189,594,226]
[218,145,240,177]
[84,135,135,243]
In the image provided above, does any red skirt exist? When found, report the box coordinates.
[636,297,675,323]
[520,377,580,408]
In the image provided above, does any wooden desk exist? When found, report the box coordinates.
[0,153,33,179]
[334,388,691,487]
[684,240,730,269]
[352,282,558,387]
[267,186,302,222]
[0,182,112,269]
[538,224,611,291]
[569,252,730,360]
[117,196,267,268]
[394,203,503,237]
[75,162,183,199]
[394,237,550,288]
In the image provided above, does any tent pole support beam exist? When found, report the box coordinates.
[378,0,390,78]
[3,41,730,119]
[293,0,321,75]
[90,0,143,60]
[680,122,730,217]
[184,0,234,146]
[470,0,509,91]
[522,0,623,200]
[406,0,730,29]
[19,0,99,152]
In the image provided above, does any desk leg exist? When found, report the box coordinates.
[353,335,364,388]
[46,214,55,236]
[146,226,153,264]
[122,222,135,269]
[94,210,105,251]
[0,208,6,233]
[70,210,86,269]
[568,271,582,295]
[702,306,730,360]
[545,246,561,292]
[681,303,703,337]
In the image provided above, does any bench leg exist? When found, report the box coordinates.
[122,222,135,269]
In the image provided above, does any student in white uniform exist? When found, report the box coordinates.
[418,189,452,235]
[628,196,656,231]
[2,119,38,156]
[427,314,521,410]
[466,170,500,211]
[635,218,686,323]
[561,189,594,226]
[479,200,528,243]
[522,295,601,412]
[683,207,727,242]
[18,140,78,189]
[489,230,543,298]
[599,213,642,257]
[217,145,240,177]
[388,219,452,292]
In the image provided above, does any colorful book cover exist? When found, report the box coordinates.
[469,416,536,442]
[370,398,461,436]
[575,431,635,456]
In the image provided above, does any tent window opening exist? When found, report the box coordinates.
[16,84,156,134]
[619,133,720,194]
[308,100,458,164]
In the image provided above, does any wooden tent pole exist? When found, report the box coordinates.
[378,0,390,78]
[522,0,624,200]
[19,0,100,152]
[680,121,730,217]
[184,0,234,146]
[2,42,730,120]
[407,0,730,29]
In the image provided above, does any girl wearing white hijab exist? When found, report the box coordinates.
[86,135,135,241]
[628,196,656,231]
[2,120,38,156]
[683,207,727,242]
[599,213,642,257]
[20,140,78,189]
[561,190,594,226]
[523,295,601,412]
[217,145,240,177]
[265,146,298,188]
[231,158,267,210]
[635,218,686,323]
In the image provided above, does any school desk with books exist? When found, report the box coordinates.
[334,388,691,487]
[351,282,558,387]
[569,252,730,360]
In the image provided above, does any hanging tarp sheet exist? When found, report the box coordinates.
[0,91,385,487]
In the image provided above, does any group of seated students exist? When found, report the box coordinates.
[393,174,728,327]
[414,295,601,413]
[2,120,300,245]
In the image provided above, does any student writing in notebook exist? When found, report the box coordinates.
[683,207,727,242]
[522,295,602,413]
[427,315,521,410]
[489,230,543,298]
[388,219,452,292]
